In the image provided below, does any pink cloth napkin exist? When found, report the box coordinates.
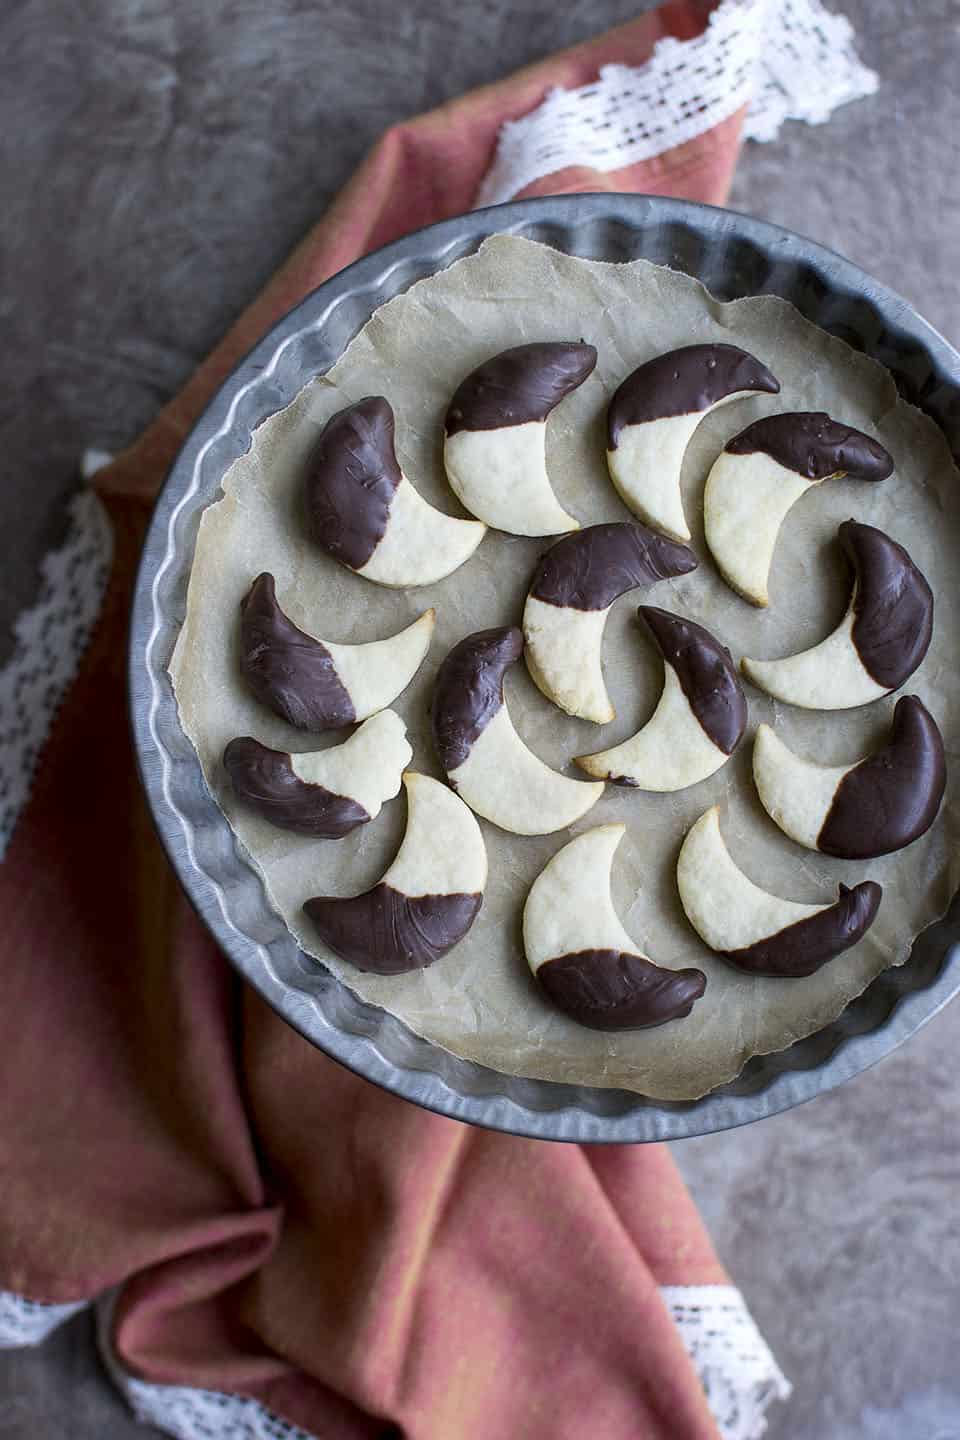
[1,7,764,1438]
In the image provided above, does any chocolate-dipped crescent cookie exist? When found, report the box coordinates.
[724,412,894,481]
[304,773,486,974]
[522,521,698,723]
[431,626,603,835]
[741,521,934,709]
[445,341,597,434]
[431,625,523,773]
[753,696,946,859]
[576,607,747,790]
[845,521,934,688]
[306,396,485,588]
[523,825,706,1029]
[239,573,434,730]
[442,341,596,536]
[223,710,412,838]
[605,343,780,543]
[224,740,365,838]
[704,412,893,606]
[677,806,882,978]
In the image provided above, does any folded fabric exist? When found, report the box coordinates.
[0,2,877,1436]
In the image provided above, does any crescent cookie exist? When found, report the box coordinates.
[752,697,945,859]
[239,573,434,730]
[305,396,485,587]
[431,626,603,835]
[443,341,597,536]
[522,522,697,724]
[606,343,780,542]
[576,607,747,790]
[304,773,487,974]
[677,807,882,978]
[741,521,933,709]
[704,412,892,606]
[524,825,706,1030]
[223,710,412,838]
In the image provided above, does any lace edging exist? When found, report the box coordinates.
[0,486,113,862]
[0,1284,789,1439]
[476,0,878,206]
[742,0,878,142]
[0,1291,89,1347]
[663,1284,792,1439]
[96,1294,315,1440]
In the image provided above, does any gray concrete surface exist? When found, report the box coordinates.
[2,1,960,1436]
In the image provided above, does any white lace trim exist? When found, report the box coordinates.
[109,1379,316,1440]
[0,1291,89,1347]
[663,1285,792,1439]
[0,484,113,862]
[96,1295,316,1440]
[475,0,878,205]
[0,1284,790,1439]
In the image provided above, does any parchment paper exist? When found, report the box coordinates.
[170,236,960,1100]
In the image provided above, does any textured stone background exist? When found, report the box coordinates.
[2,1,960,1436]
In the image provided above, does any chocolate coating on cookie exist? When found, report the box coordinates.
[722,881,882,978]
[529,522,697,612]
[223,736,369,838]
[841,520,934,689]
[431,625,524,771]
[638,606,747,756]
[304,885,482,974]
[305,396,401,570]
[818,697,946,859]
[239,573,355,730]
[444,341,597,436]
[607,343,779,447]
[536,949,706,1030]
[725,412,893,482]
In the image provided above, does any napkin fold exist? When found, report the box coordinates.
[1,1,877,1435]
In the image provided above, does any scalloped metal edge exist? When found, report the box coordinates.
[130,195,960,1142]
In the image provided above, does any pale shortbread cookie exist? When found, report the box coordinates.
[523,824,706,1031]
[522,521,696,724]
[431,626,603,836]
[606,343,780,542]
[327,613,435,718]
[705,412,891,606]
[742,520,932,710]
[304,773,487,975]
[289,710,412,816]
[443,341,596,536]
[752,699,945,859]
[306,397,484,588]
[224,710,412,838]
[677,806,881,978]
[577,607,746,791]
[239,572,435,730]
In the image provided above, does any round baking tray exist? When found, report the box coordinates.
[130,193,960,1143]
